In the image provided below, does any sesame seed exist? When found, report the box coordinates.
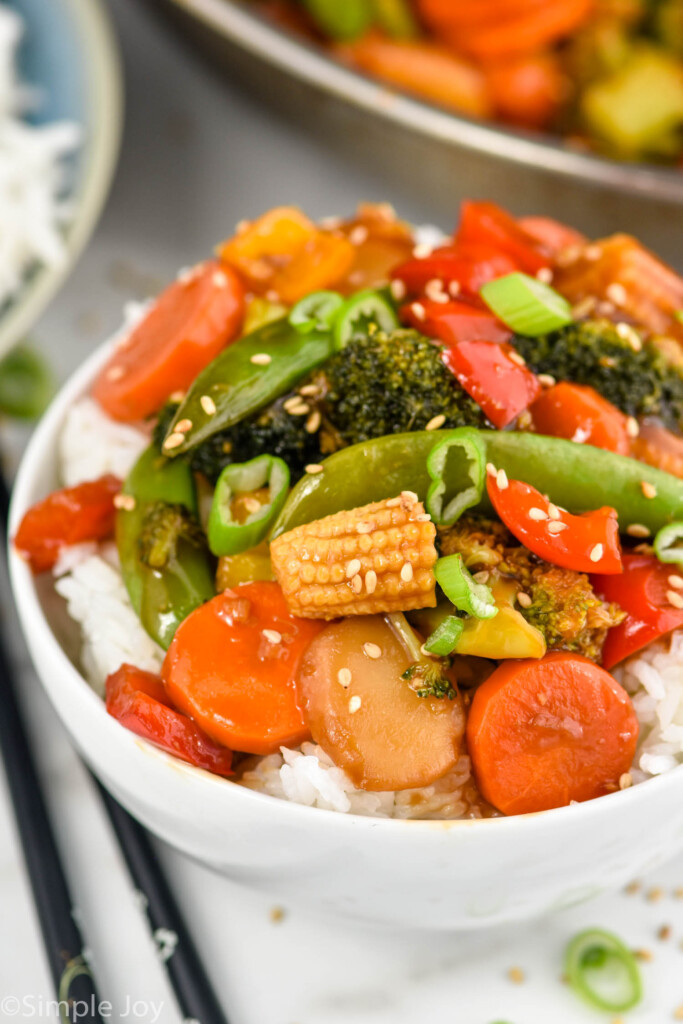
[619,772,632,790]
[584,244,602,261]
[400,563,414,582]
[346,559,362,578]
[496,468,508,490]
[425,414,446,431]
[572,296,596,318]
[299,383,320,397]
[337,668,352,688]
[389,279,406,301]
[473,570,490,584]
[305,410,321,434]
[674,1005,683,1021]
[351,574,363,593]
[265,289,280,303]
[349,695,362,713]
[528,507,548,521]
[106,365,125,381]
[624,880,641,895]
[424,279,449,304]
[349,225,368,246]
[412,242,433,259]
[175,418,193,433]
[401,490,419,504]
[164,432,185,450]
[169,390,186,403]
[641,481,657,499]
[508,351,526,367]
[538,374,556,388]
[363,642,382,659]
[547,503,561,520]
[633,947,653,961]
[536,267,553,284]
[305,463,323,475]
[200,395,216,416]
[626,416,639,438]
[283,397,309,415]
[235,218,250,233]
[626,523,650,538]
[647,887,664,902]
[615,321,642,351]
[607,283,628,306]
[250,353,272,366]
[548,521,568,534]
[669,575,683,589]
[263,629,282,644]
[448,280,461,298]
[590,543,604,562]
[507,967,525,984]
[658,924,672,941]
[416,513,431,522]
[213,270,228,287]
[319,215,342,230]
[668,589,683,609]
[269,906,285,923]
[517,592,532,608]
[365,570,377,594]
[113,493,136,511]
[486,462,497,477]
[674,887,683,899]
[411,302,426,321]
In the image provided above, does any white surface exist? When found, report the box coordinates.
[2,0,683,1019]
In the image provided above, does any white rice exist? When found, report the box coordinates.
[0,5,81,305]
[59,397,148,487]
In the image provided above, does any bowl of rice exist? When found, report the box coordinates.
[9,203,683,929]
[0,0,122,357]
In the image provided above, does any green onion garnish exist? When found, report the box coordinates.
[207,454,290,557]
[0,344,54,419]
[565,928,642,1013]
[426,428,486,526]
[480,272,572,337]
[300,0,372,40]
[334,289,399,350]
[434,554,498,620]
[654,521,683,567]
[423,615,464,656]
[289,290,344,334]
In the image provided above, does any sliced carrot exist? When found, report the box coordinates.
[530,382,630,455]
[467,652,639,815]
[484,52,566,129]
[92,261,245,422]
[334,34,492,118]
[162,582,324,755]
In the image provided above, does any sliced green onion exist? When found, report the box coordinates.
[371,0,418,38]
[654,520,683,566]
[0,344,54,419]
[289,290,344,334]
[423,615,464,656]
[565,928,642,1013]
[480,272,572,337]
[208,455,290,557]
[334,289,399,350]
[434,554,498,620]
[426,428,486,526]
[300,0,372,40]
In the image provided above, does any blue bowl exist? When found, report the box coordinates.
[0,0,123,355]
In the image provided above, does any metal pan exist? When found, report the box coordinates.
[157,0,683,263]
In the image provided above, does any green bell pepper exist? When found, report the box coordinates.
[208,455,290,557]
[272,429,683,538]
[163,317,335,456]
[117,444,215,649]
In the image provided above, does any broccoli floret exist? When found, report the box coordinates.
[322,329,489,446]
[138,501,207,569]
[402,662,456,700]
[513,318,683,430]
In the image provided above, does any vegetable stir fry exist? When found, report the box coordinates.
[258,0,683,166]
[16,200,683,818]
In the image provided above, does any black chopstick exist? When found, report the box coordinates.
[96,781,230,1024]
[1,470,230,1024]
[0,487,103,1021]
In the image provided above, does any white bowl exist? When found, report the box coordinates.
[10,339,683,930]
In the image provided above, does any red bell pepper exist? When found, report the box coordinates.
[105,663,233,776]
[442,340,541,428]
[455,200,550,275]
[517,216,587,256]
[531,382,630,456]
[14,474,122,574]
[487,471,623,574]
[391,243,519,299]
[401,298,512,345]
[591,554,683,669]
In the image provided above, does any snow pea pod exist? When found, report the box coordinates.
[163,317,334,456]
[272,430,683,537]
[117,444,215,649]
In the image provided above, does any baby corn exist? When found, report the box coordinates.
[270,493,437,619]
